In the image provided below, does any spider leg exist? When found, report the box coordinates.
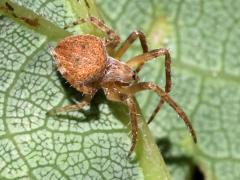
[103,86,138,157]
[126,48,171,91]
[147,99,165,124]
[126,48,172,123]
[118,82,197,143]
[113,31,148,59]
[125,97,138,157]
[64,16,120,51]
[47,94,92,116]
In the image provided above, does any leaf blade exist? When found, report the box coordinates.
[0,0,170,179]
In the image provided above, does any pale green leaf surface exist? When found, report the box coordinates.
[97,0,240,180]
[0,0,170,179]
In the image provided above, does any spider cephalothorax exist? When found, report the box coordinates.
[48,16,197,157]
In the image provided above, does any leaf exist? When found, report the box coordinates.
[0,0,170,179]
[97,0,240,180]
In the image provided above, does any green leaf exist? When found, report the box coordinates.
[97,0,240,180]
[0,0,170,179]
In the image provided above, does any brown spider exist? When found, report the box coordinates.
[48,16,197,157]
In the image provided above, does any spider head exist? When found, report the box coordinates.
[102,57,139,86]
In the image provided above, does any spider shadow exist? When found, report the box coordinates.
[156,138,192,164]
[156,138,204,180]
[53,72,105,122]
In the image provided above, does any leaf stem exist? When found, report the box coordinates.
[0,0,70,41]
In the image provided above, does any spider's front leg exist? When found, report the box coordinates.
[118,82,197,143]
[47,94,92,116]
[126,48,172,123]
[123,97,138,157]
[103,85,138,157]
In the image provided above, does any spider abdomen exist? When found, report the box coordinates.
[52,35,107,88]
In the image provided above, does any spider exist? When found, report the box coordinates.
[48,16,197,157]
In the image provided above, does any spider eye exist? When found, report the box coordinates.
[132,73,139,81]
[132,74,136,80]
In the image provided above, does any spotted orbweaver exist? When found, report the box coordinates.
[48,16,197,157]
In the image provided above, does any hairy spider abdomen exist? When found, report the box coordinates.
[52,35,107,90]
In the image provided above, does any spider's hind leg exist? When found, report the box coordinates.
[64,16,120,51]
[47,95,92,116]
